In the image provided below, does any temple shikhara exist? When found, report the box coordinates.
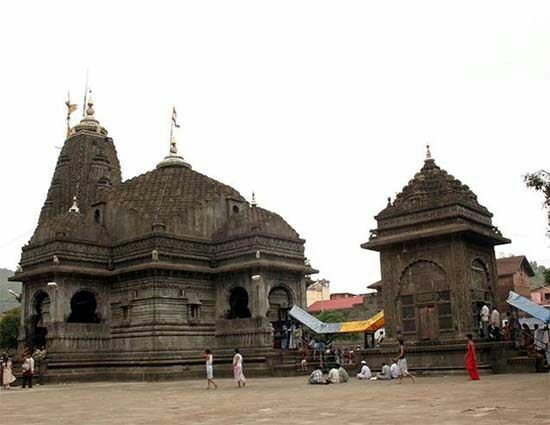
[12,99,315,379]
[363,147,510,343]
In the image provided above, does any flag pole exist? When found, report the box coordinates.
[169,107,174,149]
[82,69,89,117]
[66,91,72,138]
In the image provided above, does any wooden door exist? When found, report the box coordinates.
[419,305,438,341]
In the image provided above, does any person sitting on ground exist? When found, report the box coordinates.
[390,361,399,379]
[374,362,392,380]
[338,364,349,382]
[327,367,341,384]
[356,360,372,380]
[308,366,326,385]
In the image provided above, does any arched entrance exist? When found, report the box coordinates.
[268,286,293,349]
[228,287,251,319]
[67,290,101,323]
[32,291,50,348]
[399,261,452,341]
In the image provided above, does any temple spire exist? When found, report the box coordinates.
[251,192,257,207]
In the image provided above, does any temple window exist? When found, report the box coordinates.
[94,209,101,224]
[188,304,200,321]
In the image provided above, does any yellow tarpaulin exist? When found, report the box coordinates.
[338,310,384,334]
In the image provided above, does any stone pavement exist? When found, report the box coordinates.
[0,374,548,425]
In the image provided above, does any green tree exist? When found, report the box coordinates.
[315,310,360,342]
[524,170,550,233]
[0,307,20,349]
[316,310,346,324]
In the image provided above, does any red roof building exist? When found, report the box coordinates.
[496,255,535,313]
[307,295,364,313]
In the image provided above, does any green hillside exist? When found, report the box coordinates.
[0,268,21,313]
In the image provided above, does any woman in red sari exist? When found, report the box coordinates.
[465,333,480,380]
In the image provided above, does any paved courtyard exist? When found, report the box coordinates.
[0,374,548,425]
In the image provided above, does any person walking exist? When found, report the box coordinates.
[21,354,34,389]
[204,349,218,390]
[232,349,246,388]
[394,338,415,383]
[464,333,480,381]
[2,355,16,389]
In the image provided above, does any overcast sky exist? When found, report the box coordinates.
[1,1,549,293]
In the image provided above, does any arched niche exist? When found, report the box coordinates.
[67,290,101,323]
[31,291,51,348]
[227,287,252,319]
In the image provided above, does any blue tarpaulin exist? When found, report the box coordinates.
[506,291,550,324]
[288,305,384,334]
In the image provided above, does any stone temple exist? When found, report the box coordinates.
[362,147,510,343]
[12,99,315,380]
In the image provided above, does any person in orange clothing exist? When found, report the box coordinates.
[465,333,480,381]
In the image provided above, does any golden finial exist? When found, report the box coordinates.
[251,192,257,207]
[86,89,94,116]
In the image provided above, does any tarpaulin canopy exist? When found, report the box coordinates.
[506,291,550,324]
[339,311,385,333]
[288,305,384,334]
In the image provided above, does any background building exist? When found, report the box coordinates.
[496,255,535,313]
[305,278,330,307]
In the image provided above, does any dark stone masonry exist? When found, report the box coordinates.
[11,100,315,381]
[362,147,510,343]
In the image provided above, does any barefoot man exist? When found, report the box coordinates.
[394,338,415,384]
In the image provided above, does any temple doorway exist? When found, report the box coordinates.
[268,286,293,349]
[418,305,438,341]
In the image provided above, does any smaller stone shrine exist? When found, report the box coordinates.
[362,147,510,343]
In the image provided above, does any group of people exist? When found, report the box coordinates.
[271,322,303,350]
[1,348,38,390]
[479,304,502,340]
[480,304,550,365]
[203,348,246,390]
[308,337,416,384]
